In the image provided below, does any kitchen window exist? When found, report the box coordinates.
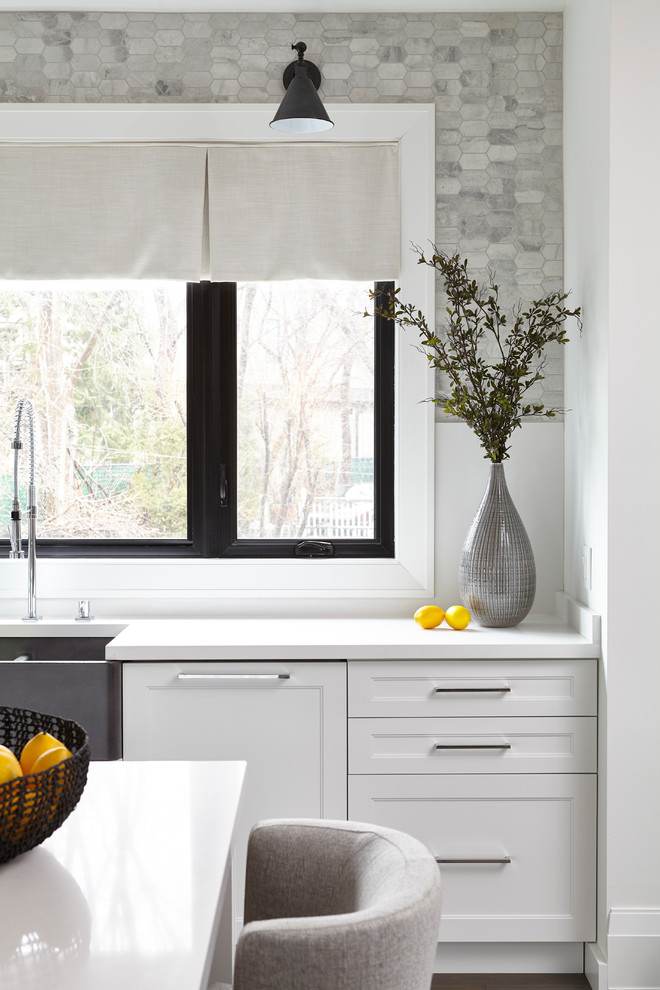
[0,104,434,599]
[209,280,394,559]
[0,277,393,559]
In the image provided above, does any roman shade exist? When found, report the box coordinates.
[207,143,400,281]
[0,142,400,281]
[0,145,208,280]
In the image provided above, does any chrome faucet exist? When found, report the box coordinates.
[9,398,40,621]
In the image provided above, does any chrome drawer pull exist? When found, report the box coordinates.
[434,686,511,693]
[177,673,290,680]
[435,857,512,864]
[434,743,511,750]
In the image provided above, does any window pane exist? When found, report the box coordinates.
[0,282,187,540]
[236,281,375,540]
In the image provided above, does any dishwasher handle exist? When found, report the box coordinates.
[176,672,291,681]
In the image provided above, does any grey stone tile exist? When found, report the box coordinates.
[544,45,562,64]
[544,29,562,47]
[125,21,156,39]
[154,14,183,30]
[432,30,462,47]
[461,21,490,38]
[98,13,127,30]
[71,53,100,71]
[460,136,489,154]
[405,18,435,39]
[323,61,351,79]
[350,36,379,54]
[516,20,546,38]
[377,78,406,97]
[437,129,461,146]
[350,54,380,71]
[209,14,241,30]
[183,19,213,39]
[42,45,71,64]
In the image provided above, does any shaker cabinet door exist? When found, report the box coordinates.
[349,716,597,775]
[123,660,347,929]
[348,659,597,718]
[349,772,596,943]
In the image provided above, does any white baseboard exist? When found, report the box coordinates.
[434,942,584,974]
[586,942,608,990]
[608,910,660,989]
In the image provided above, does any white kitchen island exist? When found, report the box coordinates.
[0,759,246,990]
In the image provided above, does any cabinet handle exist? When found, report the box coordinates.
[176,673,291,680]
[434,686,511,693]
[434,743,511,750]
[435,857,512,864]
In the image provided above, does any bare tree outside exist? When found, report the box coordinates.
[0,282,187,539]
[0,280,376,543]
[236,281,375,540]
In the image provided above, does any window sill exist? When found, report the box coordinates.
[2,555,432,603]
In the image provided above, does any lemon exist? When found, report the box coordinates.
[445,605,471,630]
[413,605,445,629]
[0,744,23,784]
[30,745,72,775]
[20,732,65,775]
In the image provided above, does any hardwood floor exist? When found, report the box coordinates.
[432,975,590,990]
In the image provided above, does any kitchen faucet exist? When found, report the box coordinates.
[9,397,39,620]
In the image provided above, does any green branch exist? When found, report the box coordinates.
[368,248,581,463]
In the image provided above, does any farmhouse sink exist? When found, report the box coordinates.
[0,636,110,662]
[0,635,122,759]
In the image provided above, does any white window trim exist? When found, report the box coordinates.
[0,103,435,605]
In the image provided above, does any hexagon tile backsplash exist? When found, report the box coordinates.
[0,10,564,411]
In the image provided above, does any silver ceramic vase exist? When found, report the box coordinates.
[458,462,536,628]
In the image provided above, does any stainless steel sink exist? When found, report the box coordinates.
[0,637,122,759]
[0,636,108,662]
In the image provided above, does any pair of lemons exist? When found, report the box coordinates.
[0,731,73,786]
[414,604,471,630]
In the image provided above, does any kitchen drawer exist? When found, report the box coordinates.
[348,659,597,718]
[348,773,596,942]
[349,716,597,774]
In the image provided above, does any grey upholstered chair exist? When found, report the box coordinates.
[210,817,442,990]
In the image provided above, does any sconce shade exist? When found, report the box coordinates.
[270,44,334,133]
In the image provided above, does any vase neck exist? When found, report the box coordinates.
[486,460,509,493]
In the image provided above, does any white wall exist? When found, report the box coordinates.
[563,0,610,616]
[562,0,611,979]
[606,2,660,984]
[565,0,660,985]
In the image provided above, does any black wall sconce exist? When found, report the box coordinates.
[270,42,334,133]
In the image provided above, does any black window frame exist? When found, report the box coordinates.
[15,279,395,560]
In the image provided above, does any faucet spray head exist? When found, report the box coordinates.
[9,503,22,557]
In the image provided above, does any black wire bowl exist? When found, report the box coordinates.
[0,706,90,864]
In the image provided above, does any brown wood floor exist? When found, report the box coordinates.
[432,975,590,990]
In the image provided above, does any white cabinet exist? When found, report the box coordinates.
[123,660,347,929]
[348,658,597,945]
[123,653,598,955]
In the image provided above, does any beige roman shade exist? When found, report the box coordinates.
[0,142,400,281]
[0,145,208,280]
[207,143,400,281]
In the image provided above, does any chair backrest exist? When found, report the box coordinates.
[233,818,442,990]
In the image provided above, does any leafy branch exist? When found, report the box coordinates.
[368,248,582,462]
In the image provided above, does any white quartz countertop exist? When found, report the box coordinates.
[106,608,600,661]
[0,760,246,990]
